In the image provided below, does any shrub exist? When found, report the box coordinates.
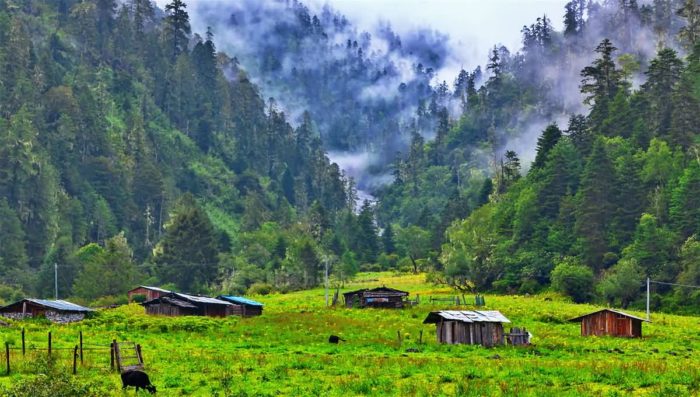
[551,259,594,303]
[1,357,108,396]
[247,282,274,296]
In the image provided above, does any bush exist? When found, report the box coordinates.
[1,357,108,396]
[247,282,274,296]
[551,259,594,303]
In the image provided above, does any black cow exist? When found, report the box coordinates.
[121,370,157,394]
[328,335,345,344]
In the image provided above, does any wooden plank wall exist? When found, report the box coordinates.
[436,320,505,346]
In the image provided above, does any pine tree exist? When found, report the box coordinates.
[382,223,396,254]
[163,0,191,60]
[670,162,700,239]
[575,139,617,269]
[533,123,562,169]
[154,194,220,291]
[580,39,623,130]
[643,48,683,138]
[357,200,379,263]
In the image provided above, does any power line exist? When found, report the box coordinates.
[649,280,700,289]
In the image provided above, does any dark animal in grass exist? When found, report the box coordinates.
[328,335,345,344]
[121,370,157,394]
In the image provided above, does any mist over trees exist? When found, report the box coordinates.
[0,0,698,313]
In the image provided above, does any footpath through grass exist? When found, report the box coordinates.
[1,272,699,396]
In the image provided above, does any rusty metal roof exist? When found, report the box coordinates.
[343,287,408,297]
[568,308,649,322]
[423,310,511,324]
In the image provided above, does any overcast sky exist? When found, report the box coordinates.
[155,0,569,77]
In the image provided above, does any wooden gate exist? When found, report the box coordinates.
[112,340,144,372]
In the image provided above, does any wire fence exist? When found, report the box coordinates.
[3,329,115,376]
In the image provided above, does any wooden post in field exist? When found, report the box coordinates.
[48,331,52,358]
[79,331,83,364]
[5,342,9,375]
[73,346,78,375]
[21,328,25,356]
[136,344,143,367]
[419,330,423,345]
[397,330,402,348]
[110,340,115,371]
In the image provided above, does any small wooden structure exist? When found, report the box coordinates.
[343,286,409,308]
[113,341,144,373]
[0,299,93,323]
[127,286,171,302]
[142,292,232,317]
[569,309,647,338]
[423,310,511,347]
[216,295,264,316]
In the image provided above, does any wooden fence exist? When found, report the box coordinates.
[3,328,141,376]
[505,327,531,346]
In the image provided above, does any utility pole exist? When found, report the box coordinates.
[324,258,329,307]
[54,263,58,300]
[646,277,650,321]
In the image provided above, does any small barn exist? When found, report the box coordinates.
[0,299,93,323]
[142,292,232,317]
[343,286,409,308]
[127,286,171,302]
[569,309,647,338]
[217,296,264,316]
[423,310,511,347]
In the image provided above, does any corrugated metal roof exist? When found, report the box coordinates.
[569,308,649,322]
[217,296,264,307]
[25,299,93,312]
[173,292,232,305]
[423,310,510,324]
[131,286,171,294]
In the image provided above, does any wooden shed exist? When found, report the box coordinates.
[142,292,232,317]
[569,309,647,338]
[423,310,511,347]
[127,286,171,302]
[0,299,93,323]
[343,286,409,308]
[216,296,264,316]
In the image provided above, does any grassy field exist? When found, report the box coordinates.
[1,272,699,396]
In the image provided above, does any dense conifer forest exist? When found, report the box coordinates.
[0,0,698,313]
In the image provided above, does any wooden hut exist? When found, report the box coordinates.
[423,310,511,347]
[0,299,93,323]
[216,296,264,316]
[343,286,409,308]
[569,309,647,338]
[142,292,232,317]
[127,286,171,302]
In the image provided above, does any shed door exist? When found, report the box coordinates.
[616,316,629,336]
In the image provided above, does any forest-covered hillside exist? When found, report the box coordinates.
[0,0,699,313]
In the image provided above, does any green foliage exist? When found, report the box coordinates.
[551,259,595,303]
[598,259,644,307]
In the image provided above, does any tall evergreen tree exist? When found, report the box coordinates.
[533,123,563,169]
[575,139,617,269]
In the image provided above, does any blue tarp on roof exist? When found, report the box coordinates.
[25,299,93,312]
[217,296,264,307]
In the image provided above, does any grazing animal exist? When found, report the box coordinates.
[328,335,345,344]
[121,370,157,394]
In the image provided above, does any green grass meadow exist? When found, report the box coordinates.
[1,273,699,396]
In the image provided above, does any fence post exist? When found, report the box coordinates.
[110,340,115,371]
[79,331,83,365]
[73,346,78,375]
[397,330,402,348]
[21,328,25,356]
[419,330,423,345]
[136,344,143,366]
[48,331,52,358]
[5,342,9,375]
